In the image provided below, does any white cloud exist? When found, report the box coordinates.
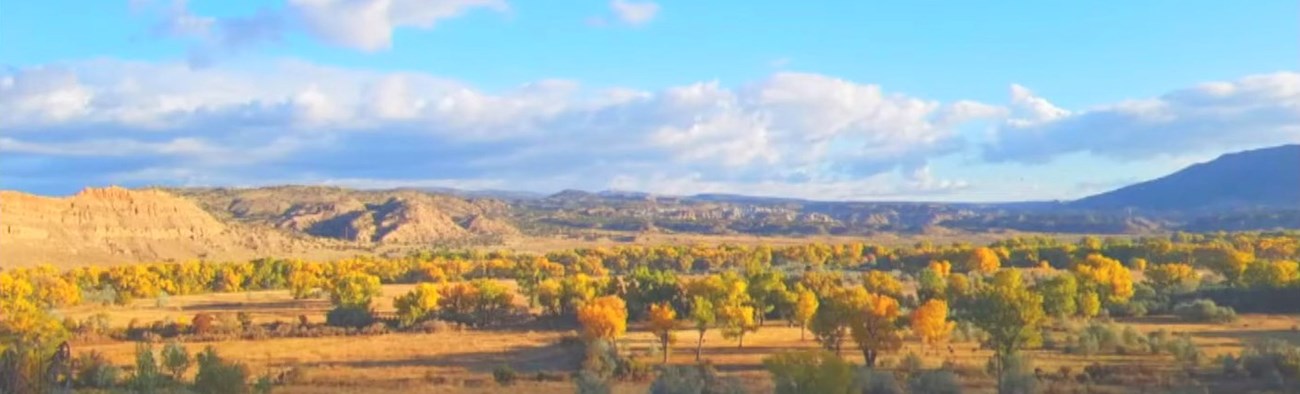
[609,0,659,26]
[288,0,507,51]
[136,0,505,62]
[986,72,1300,163]
[0,59,979,198]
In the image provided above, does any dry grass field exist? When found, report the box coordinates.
[58,283,1300,393]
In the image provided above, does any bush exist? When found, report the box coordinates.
[75,351,122,389]
[1240,339,1300,379]
[900,352,924,375]
[1164,335,1203,366]
[493,365,517,386]
[574,370,611,394]
[763,350,856,394]
[325,306,375,328]
[1172,299,1238,323]
[855,368,903,394]
[130,342,163,393]
[194,346,250,394]
[649,363,746,394]
[908,369,962,394]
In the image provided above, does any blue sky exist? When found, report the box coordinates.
[1,0,1297,201]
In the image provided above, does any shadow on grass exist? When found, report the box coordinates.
[290,338,585,373]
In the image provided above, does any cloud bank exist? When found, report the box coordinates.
[2,60,1297,199]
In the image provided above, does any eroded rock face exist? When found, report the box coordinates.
[0,187,330,267]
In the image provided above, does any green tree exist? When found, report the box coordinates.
[965,269,1045,394]
[1036,273,1078,318]
[161,341,191,382]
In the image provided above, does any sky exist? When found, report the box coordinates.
[1,1,1297,202]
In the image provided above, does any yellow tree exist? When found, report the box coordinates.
[288,261,325,299]
[647,303,677,363]
[1243,260,1300,289]
[911,299,954,354]
[862,271,902,298]
[393,283,441,327]
[849,292,902,367]
[928,260,952,277]
[328,272,382,309]
[1073,254,1134,304]
[966,247,1001,274]
[794,287,818,341]
[1145,263,1200,294]
[577,296,629,347]
[718,303,757,348]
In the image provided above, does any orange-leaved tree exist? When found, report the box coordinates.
[910,299,954,354]
[577,295,628,346]
[647,303,677,363]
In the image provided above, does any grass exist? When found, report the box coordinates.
[61,283,1300,393]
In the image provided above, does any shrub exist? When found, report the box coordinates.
[194,346,250,394]
[325,306,375,328]
[763,350,856,394]
[493,365,517,386]
[131,342,163,393]
[649,363,746,394]
[1164,335,1203,366]
[908,369,962,394]
[1240,339,1300,379]
[574,370,611,394]
[900,352,924,375]
[75,351,122,389]
[855,368,903,394]
[161,341,191,381]
[1172,299,1238,323]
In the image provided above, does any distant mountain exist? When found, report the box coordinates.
[1072,144,1300,211]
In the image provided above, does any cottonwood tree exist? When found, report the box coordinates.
[965,269,1045,394]
[647,303,677,363]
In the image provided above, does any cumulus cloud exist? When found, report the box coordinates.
[135,0,505,63]
[0,59,982,197]
[986,72,1300,163]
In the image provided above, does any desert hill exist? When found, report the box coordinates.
[0,187,355,267]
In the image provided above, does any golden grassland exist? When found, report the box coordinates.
[59,283,1300,394]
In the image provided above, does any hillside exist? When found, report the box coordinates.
[170,186,519,244]
[1072,145,1300,211]
[0,187,352,267]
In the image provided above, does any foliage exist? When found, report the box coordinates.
[1073,254,1135,305]
[647,303,678,363]
[194,346,250,394]
[161,341,192,382]
[1172,299,1238,323]
[793,287,818,341]
[1239,339,1300,379]
[577,295,628,342]
[965,247,1001,274]
[849,291,903,367]
[763,350,857,394]
[327,271,382,309]
[76,350,122,389]
[908,369,962,394]
[492,364,517,386]
[964,269,1045,391]
[392,283,440,327]
[911,299,954,349]
[1035,273,1079,318]
[863,271,903,298]
[855,368,903,394]
[649,363,746,394]
[131,342,163,393]
[1145,263,1201,294]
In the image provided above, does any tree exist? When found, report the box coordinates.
[850,292,902,367]
[1036,273,1079,318]
[1243,260,1300,289]
[328,272,381,309]
[161,341,191,382]
[1145,263,1201,294]
[131,342,162,393]
[1072,254,1134,305]
[393,283,441,327]
[1078,291,1101,318]
[626,267,680,320]
[917,268,947,302]
[577,296,628,345]
[763,350,856,394]
[793,287,818,341]
[718,303,757,348]
[194,347,249,394]
[688,296,715,361]
[862,271,903,298]
[746,267,788,325]
[810,287,865,357]
[911,299,954,353]
[966,247,1001,274]
[965,269,1045,394]
[1194,245,1254,286]
[647,303,677,363]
